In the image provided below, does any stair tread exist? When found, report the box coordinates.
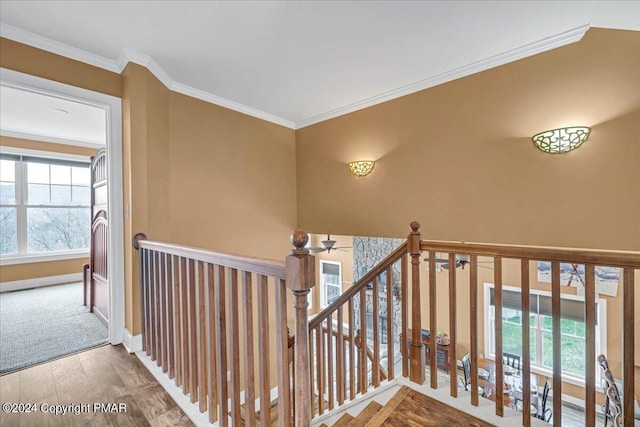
[347,401,383,427]
[364,386,412,427]
[332,413,354,427]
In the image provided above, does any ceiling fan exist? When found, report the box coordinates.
[424,254,493,270]
[308,235,352,254]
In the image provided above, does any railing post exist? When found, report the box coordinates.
[408,221,425,384]
[285,230,315,427]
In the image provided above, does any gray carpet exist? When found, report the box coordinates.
[0,282,108,374]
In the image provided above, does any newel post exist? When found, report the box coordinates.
[285,230,315,427]
[408,221,425,384]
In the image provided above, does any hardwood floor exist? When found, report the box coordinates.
[0,344,193,427]
[381,387,494,427]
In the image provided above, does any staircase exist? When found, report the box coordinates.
[320,386,494,427]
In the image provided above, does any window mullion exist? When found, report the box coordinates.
[16,159,28,255]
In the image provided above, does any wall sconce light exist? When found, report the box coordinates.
[532,126,590,154]
[348,160,375,176]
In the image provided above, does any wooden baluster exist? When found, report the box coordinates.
[228,269,240,421]
[348,298,356,399]
[197,261,208,412]
[180,257,190,394]
[307,328,313,417]
[215,265,229,427]
[386,266,394,381]
[494,256,504,417]
[401,253,408,378]
[160,253,167,373]
[551,261,562,426]
[276,278,291,427]
[408,222,425,384]
[585,264,595,427]
[257,274,270,427]
[622,268,634,427]
[326,318,334,410]
[316,324,324,415]
[521,260,531,427]
[285,230,315,427]
[144,248,151,355]
[470,255,479,407]
[140,248,147,353]
[337,305,345,405]
[448,253,457,398]
[150,251,157,362]
[187,259,198,403]
[359,289,367,393]
[167,254,175,379]
[428,250,436,388]
[172,255,181,386]
[242,271,256,427]
[372,276,380,388]
[205,263,219,423]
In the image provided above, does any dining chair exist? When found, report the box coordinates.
[606,384,623,427]
[459,353,488,397]
[503,352,521,371]
[531,377,552,422]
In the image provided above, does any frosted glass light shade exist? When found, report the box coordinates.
[348,161,375,176]
[532,127,590,154]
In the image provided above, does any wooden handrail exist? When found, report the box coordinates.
[137,239,286,278]
[419,240,640,268]
[309,241,408,330]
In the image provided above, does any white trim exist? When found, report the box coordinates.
[0,145,92,162]
[0,130,105,150]
[0,22,589,130]
[0,24,119,73]
[0,68,125,346]
[122,329,142,353]
[0,272,82,292]
[136,351,213,426]
[295,24,590,129]
[0,251,89,266]
[319,259,342,309]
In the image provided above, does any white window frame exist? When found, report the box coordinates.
[0,148,91,265]
[319,260,342,309]
[483,282,607,388]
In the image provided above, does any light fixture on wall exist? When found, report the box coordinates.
[348,160,375,176]
[531,126,590,154]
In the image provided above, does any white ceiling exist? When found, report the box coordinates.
[0,85,107,146]
[0,1,639,130]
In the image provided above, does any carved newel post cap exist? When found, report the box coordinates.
[291,229,309,250]
[132,232,147,250]
[410,221,421,232]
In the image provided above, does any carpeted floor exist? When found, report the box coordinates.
[0,282,108,374]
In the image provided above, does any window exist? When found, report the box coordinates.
[0,153,91,259]
[484,284,606,383]
[320,260,342,308]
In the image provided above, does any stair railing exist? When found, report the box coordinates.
[304,222,426,419]
[133,233,298,427]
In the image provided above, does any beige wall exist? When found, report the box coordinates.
[120,65,297,335]
[0,38,121,98]
[308,234,354,315]
[0,136,96,283]
[295,28,640,251]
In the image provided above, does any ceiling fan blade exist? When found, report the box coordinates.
[423,258,449,263]
[308,247,327,253]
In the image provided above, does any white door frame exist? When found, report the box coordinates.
[0,67,125,345]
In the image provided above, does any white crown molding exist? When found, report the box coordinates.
[170,81,296,129]
[0,23,120,73]
[2,22,589,131]
[294,24,591,129]
[0,129,105,149]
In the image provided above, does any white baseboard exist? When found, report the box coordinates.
[136,351,213,426]
[0,272,83,293]
[122,329,142,353]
